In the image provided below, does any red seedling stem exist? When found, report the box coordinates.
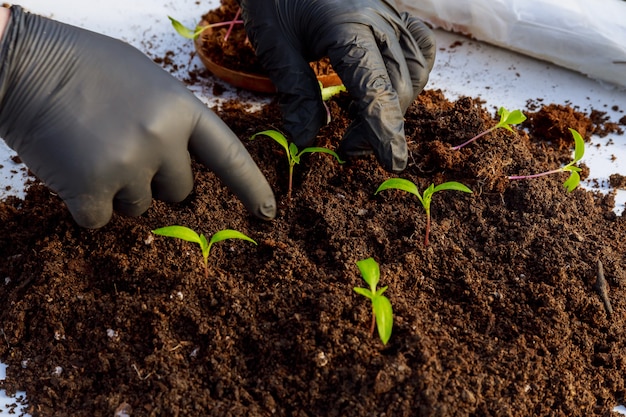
[508,168,562,180]
[223,7,242,42]
[451,126,497,151]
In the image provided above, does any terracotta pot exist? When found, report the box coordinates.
[194,21,342,94]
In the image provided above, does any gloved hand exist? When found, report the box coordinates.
[238,0,436,172]
[0,5,275,228]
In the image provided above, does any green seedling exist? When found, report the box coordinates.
[169,9,243,40]
[152,226,256,280]
[452,107,526,150]
[376,178,472,246]
[353,258,393,345]
[319,81,347,123]
[250,129,345,201]
[508,128,585,192]
[319,81,346,101]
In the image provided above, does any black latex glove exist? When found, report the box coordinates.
[0,5,276,228]
[238,0,436,172]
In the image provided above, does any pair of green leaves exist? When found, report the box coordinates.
[375,179,473,246]
[250,130,344,200]
[376,179,472,218]
[152,226,256,279]
[353,258,393,345]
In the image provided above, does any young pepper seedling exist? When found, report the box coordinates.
[169,10,243,41]
[508,128,585,192]
[152,226,257,280]
[250,129,344,201]
[452,107,526,150]
[376,178,472,246]
[353,257,393,345]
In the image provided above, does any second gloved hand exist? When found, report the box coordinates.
[239,0,436,172]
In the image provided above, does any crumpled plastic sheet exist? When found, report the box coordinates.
[398,0,626,89]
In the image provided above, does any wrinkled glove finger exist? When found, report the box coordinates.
[327,23,407,172]
[150,149,194,203]
[256,44,326,147]
[113,181,155,218]
[373,23,422,114]
[62,192,116,229]
[401,13,436,97]
[188,105,276,220]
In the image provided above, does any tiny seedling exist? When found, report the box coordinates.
[319,81,346,123]
[508,128,585,192]
[353,257,393,345]
[169,8,243,40]
[376,178,472,246]
[152,226,256,280]
[250,129,344,201]
[452,107,526,150]
[319,81,346,101]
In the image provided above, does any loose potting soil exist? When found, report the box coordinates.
[2,0,626,414]
[1,87,626,416]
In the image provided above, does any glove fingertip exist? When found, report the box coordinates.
[64,194,114,229]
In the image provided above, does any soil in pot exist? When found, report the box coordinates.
[1,90,626,417]
[197,0,340,92]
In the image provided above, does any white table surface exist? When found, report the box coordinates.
[1,1,625,415]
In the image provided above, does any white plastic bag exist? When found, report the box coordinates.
[397,0,626,89]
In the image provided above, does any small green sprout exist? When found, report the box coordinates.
[508,128,585,192]
[319,81,346,101]
[376,178,472,246]
[353,258,393,345]
[168,11,243,40]
[318,81,347,123]
[152,226,256,279]
[452,107,526,150]
[250,129,345,201]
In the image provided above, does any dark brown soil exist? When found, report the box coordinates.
[1,87,626,416]
[198,0,336,79]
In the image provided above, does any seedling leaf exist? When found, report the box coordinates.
[563,171,581,192]
[353,287,374,299]
[356,257,380,291]
[496,107,527,132]
[433,181,473,194]
[208,229,257,255]
[372,295,393,345]
[375,286,388,297]
[252,130,290,155]
[570,128,585,164]
[299,147,345,163]
[168,17,205,39]
[375,178,419,197]
[320,83,347,101]
[152,225,203,245]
